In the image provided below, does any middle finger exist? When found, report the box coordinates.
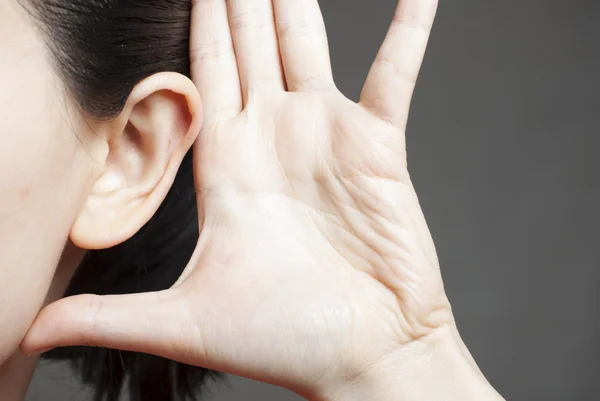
[228,0,286,103]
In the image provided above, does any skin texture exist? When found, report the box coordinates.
[0,0,93,366]
[23,0,502,400]
[1,0,504,399]
[0,243,84,401]
[0,0,202,397]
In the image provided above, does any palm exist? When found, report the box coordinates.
[23,0,447,396]
[179,87,450,389]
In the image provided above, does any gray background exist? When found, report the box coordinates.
[26,0,600,400]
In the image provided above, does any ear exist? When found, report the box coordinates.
[70,72,203,250]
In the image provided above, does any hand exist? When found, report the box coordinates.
[22,0,456,398]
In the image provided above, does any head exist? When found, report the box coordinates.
[1,0,220,399]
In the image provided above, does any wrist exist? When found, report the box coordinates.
[315,325,504,401]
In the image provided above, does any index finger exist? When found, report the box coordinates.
[191,0,243,124]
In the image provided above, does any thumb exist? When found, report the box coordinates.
[20,289,193,360]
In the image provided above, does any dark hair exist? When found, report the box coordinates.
[21,0,223,400]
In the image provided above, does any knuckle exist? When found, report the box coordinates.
[277,18,325,41]
[372,55,418,86]
[392,0,438,31]
[83,294,104,347]
[229,4,274,32]
[191,40,234,61]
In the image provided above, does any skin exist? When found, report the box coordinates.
[21,0,505,401]
[0,0,505,399]
[0,0,87,364]
[1,0,202,398]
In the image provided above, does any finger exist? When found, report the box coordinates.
[191,0,243,124]
[273,0,334,92]
[227,0,286,103]
[20,291,199,363]
[360,0,438,129]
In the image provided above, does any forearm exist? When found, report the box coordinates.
[315,325,505,401]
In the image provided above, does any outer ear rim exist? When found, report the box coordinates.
[70,72,203,251]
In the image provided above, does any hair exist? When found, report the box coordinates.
[21,1,224,400]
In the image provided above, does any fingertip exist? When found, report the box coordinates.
[20,307,57,356]
[21,290,190,364]
[20,345,55,358]
[20,294,98,355]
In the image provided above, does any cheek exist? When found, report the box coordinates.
[0,109,87,364]
[0,56,91,364]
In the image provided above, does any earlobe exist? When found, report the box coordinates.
[70,72,203,250]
